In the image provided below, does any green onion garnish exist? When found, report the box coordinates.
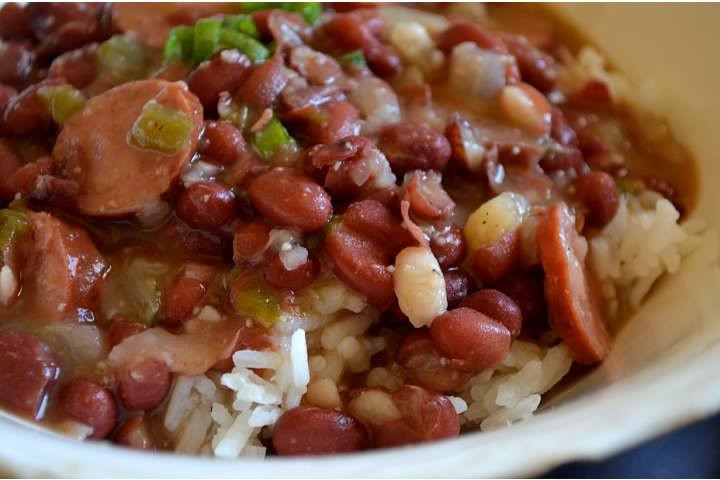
[130,100,193,154]
[164,26,195,63]
[193,18,222,65]
[339,49,367,67]
[251,118,295,160]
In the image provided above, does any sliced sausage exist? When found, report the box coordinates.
[51,79,203,216]
[0,332,60,417]
[58,378,117,439]
[248,168,332,232]
[273,406,368,455]
[537,202,610,364]
[26,212,108,317]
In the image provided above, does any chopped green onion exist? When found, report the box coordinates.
[218,28,269,63]
[339,49,366,67]
[251,117,295,160]
[38,84,86,126]
[130,100,193,154]
[193,18,222,64]
[291,2,322,25]
[222,14,260,39]
[97,35,146,80]
[232,285,282,328]
[164,26,195,63]
[0,209,30,255]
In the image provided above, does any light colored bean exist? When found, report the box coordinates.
[499,82,552,135]
[305,378,342,410]
[347,389,402,425]
[463,192,529,253]
[393,246,447,328]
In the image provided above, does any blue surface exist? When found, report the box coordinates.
[542,411,720,478]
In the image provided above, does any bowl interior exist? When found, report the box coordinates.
[2,4,720,478]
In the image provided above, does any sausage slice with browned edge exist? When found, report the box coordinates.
[538,202,610,364]
[52,79,203,216]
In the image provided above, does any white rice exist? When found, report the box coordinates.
[590,191,717,320]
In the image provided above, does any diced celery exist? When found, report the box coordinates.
[339,49,366,67]
[38,84,86,125]
[0,209,30,254]
[120,257,170,325]
[240,2,275,13]
[232,285,282,328]
[250,117,296,160]
[193,18,222,64]
[222,14,260,39]
[324,214,342,235]
[130,100,193,154]
[164,25,195,63]
[97,35,146,80]
[218,28,269,63]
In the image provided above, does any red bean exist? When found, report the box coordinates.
[331,3,379,13]
[236,59,288,112]
[0,42,33,87]
[285,100,360,147]
[263,251,319,291]
[187,52,251,112]
[198,120,246,165]
[107,316,146,349]
[497,269,547,330]
[575,171,619,229]
[48,46,97,89]
[396,330,472,393]
[323,13,375,53]
[379,123,451,174]
[289,45,343,86]
[502,34,558,93]
[4,156,51,201]
[342,199,413,253]
[365,43,402,78]
[233,220,271,266]
[0,3,32,41]
[249,168,332,232]
[58,378,117,439]
[0,84,16,113]
[460,289,523,338]
[177,181,237,231]
[444,270,470,308]
[470,228,521,285]
[403,170,455,221]
[159,261,219,327]
[0,332,60,417]
[273,406,368,455]
[430,307,511,369]
[429,224,466,270]
[0,80,60,136]
[0,140,21,202]
[373,385,460,448]
[117,359,171,411]
[550,106,578,147]
[436,20,507,54]
[266,10,310,47]
[114,415,154,450]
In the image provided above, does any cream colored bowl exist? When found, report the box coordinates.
[2,4,720,477]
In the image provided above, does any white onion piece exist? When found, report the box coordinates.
[449,42,506,99]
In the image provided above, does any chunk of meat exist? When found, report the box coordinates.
[0,332,60,418]
[26,212,108,317]
[537,203,610,364]
[51,79,203,216]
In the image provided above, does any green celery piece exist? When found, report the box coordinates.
[339,49,366,67]
[164,26,195,63]
[240,2,276,13]
[38,84,86,125]
[121,258,169,325]
[130,100,193,154]
[0,209,30,254]
[251,117,295,160]
[222,14,260,39]
[193,18,222,64]
[218,28,269,63]
[233,285,282,328]
[290,2,322,24]
[97,35,146,80]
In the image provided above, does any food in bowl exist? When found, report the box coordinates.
[0,2,712,458]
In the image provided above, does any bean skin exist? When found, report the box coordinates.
[232,220,271,266]
[236,59,288,112]
[0,3,33,41]
[403,170,455,221]
[429,224,466,270]
[273,406,369,455]
[575,171,620,229]
[198,121,246,165]
[430,307,511,369]
[187,52,251,112]
[444,270,470,308]
[379,123,451,174]
[0,42,33,87]
[249,168,332,232]
[159,261,219,328]
[48,46,97,89]
[460,289,523,338]
[1,79,62,136]
[497,269,547,330]
[470,228,521,285]
[58,378,117,439]
[117,359,171,412]
[176,181,237,231]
